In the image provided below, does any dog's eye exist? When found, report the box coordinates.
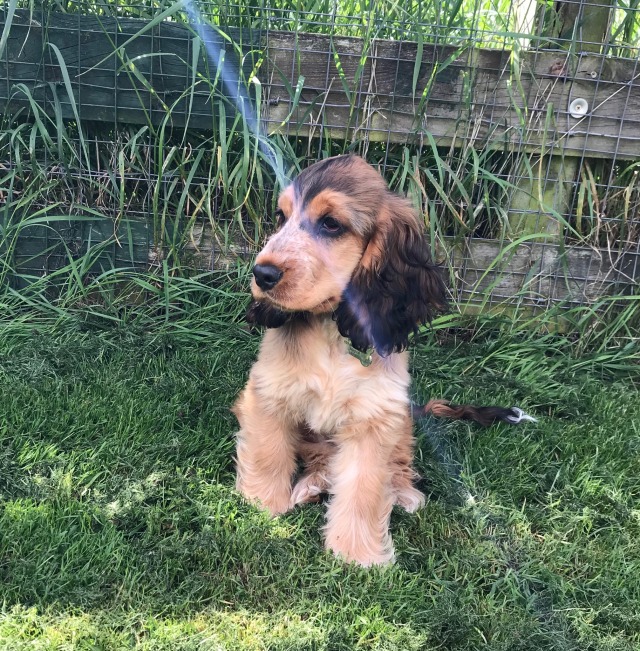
[275,210,286,228]
[318,215,343,235]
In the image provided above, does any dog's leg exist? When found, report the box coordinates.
[323,420,400,566]
[390,425,426,513]
[233,382,297,516]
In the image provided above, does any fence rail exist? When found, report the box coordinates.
[4,11,640,159]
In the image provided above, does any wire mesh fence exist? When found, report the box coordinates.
[1,0,639,312]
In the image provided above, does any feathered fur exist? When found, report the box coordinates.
[233,155,533,566]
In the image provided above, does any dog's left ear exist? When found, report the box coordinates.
[335,193,448,356]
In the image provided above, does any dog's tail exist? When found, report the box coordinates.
[412,399,537,426]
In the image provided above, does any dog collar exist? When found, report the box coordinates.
[346,340,373,367]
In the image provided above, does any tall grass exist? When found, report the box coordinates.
[14,0,518,43]
[0,0,638,365]
[13,0,640,48]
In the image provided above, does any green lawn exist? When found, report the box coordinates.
[0,319,638,650]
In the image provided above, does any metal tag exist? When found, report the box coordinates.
[346,342,373,367]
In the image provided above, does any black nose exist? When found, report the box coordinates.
[253,263,283,291]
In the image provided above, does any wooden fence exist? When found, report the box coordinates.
[1,8,639,307]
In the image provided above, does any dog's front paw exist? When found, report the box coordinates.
[261,493,292,517]
[236,479,292,517]
[324,531,395,567]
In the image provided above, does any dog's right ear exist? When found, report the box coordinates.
[246,300,293,328]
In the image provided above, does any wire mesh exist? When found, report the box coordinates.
[1,0,639,308]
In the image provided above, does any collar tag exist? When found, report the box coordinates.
[346,341,373,367]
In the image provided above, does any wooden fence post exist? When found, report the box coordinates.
[508,0,615,240]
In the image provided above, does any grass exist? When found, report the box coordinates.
[0,280,639,650]
[11,0,640,51]
[1,1,639,643]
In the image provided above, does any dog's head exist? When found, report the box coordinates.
[248,155,448,355]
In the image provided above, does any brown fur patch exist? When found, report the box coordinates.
[306,189,370,236]
[277,185,295,217]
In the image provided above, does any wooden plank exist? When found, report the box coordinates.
[0,10,254,131]
[263,32,640,159]
[182,225,638,305]
[448,239,639,305]
[2,10,639,158]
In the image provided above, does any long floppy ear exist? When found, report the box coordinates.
[335,193,448,356]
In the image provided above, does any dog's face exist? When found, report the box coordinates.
[252,156,385,313]
[249,155,448,355]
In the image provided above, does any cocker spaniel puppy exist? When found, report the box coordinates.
[233,155,533,566]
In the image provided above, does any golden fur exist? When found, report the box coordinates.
[232,155,447,566]
[233,156,534,565]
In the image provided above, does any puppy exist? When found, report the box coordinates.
[233,155,532,566]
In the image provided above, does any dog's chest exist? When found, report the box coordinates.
[255,319,410,433]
